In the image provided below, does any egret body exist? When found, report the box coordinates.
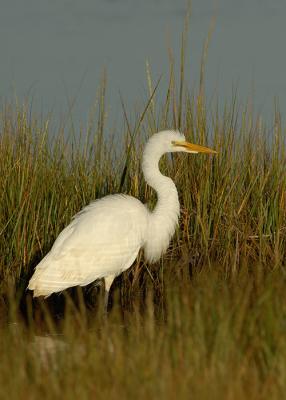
[28,130,216,305]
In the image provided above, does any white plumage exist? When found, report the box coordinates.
[28,130,216,304]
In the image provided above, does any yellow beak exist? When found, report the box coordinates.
[172,141,218,154]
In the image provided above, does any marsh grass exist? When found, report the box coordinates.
[1,265,286,399]
[1,29,286,398]
[1,84,286,293]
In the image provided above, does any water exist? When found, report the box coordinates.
[0,0,285,129]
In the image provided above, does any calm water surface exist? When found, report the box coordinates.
[0,0,285,128]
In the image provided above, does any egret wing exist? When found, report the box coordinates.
[28,195,148,296]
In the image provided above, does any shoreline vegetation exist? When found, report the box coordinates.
[1,34,286,398]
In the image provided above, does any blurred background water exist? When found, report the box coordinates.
[0,0,285,130]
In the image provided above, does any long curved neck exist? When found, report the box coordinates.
[142,143,180,263]
[142,146,179,213]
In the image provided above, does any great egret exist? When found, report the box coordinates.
[28,130,216,306]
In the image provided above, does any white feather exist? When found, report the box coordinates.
[28,130,212,298]
[28,195,147,296]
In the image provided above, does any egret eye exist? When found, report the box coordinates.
[171,140,181,148]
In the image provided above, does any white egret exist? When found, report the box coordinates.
[28,130,216,306]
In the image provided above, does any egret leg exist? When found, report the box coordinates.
[103,275,115,312]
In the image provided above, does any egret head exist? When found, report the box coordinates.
[147,130,217,155]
